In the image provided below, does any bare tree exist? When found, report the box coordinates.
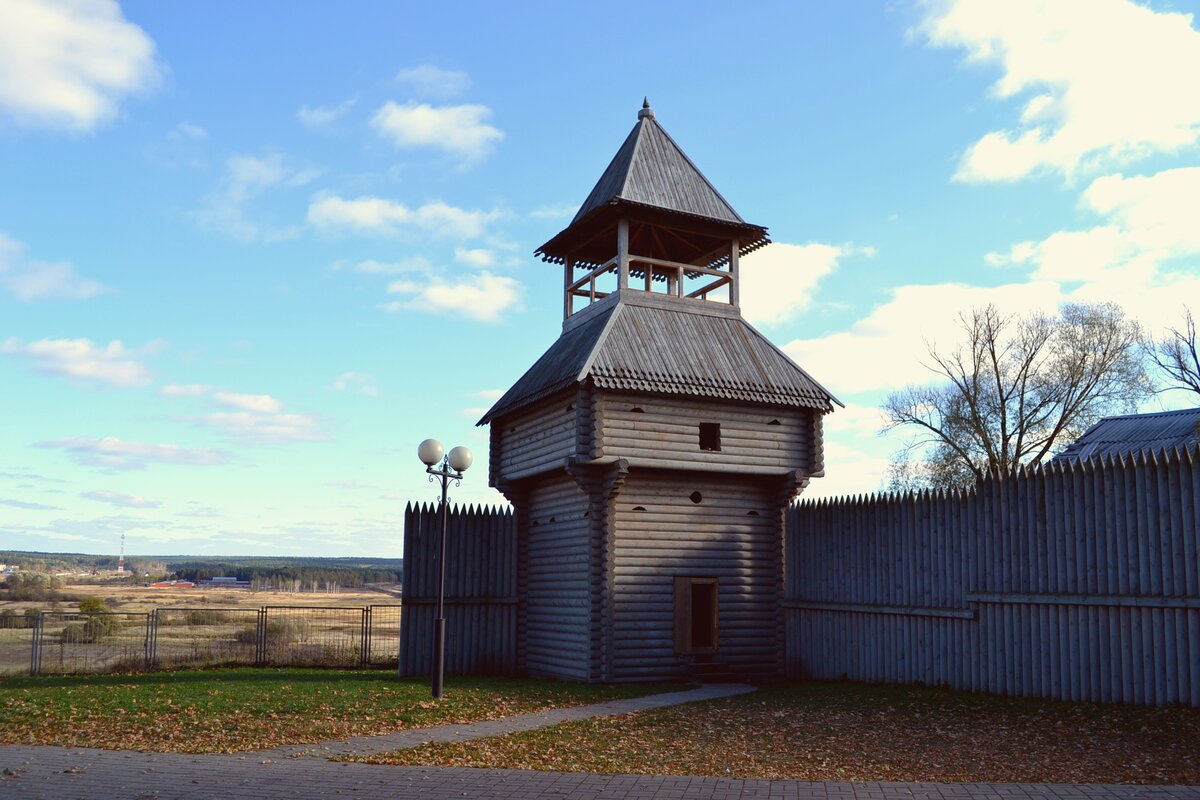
[1149,309,1200,398]
[883,303,1152,489]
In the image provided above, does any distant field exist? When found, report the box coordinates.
[62,581,401,612]
[0,581,402,676]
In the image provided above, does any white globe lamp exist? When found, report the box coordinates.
[418,438,444,466]
[447,446,473,473]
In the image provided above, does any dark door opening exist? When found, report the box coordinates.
[691,582,716,649]
[674,577,719,654]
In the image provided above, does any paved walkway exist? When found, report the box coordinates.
[263,682,755,758]
[1,682,1197,799]
[1,751,1197,800]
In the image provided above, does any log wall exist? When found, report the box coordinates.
[595,391,816,474]
[522,474,593,680]
[611,470,783,681]
[785,447,1200,706]
[398,503,517,677]
[494,393,581,479]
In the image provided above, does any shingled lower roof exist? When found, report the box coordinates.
[478,295,840,425]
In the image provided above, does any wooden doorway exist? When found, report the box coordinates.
[674,577,719,654]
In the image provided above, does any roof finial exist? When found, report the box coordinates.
[638,97,654,120]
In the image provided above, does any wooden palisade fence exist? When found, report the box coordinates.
[786,445,1200,706]
[398,502,518,677]
[401,447,1198,705]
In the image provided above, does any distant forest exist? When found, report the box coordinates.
[0,551,403,591]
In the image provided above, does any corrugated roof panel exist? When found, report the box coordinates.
[1052,407,1200,462]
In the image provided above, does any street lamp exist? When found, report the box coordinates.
[417,437,473,699]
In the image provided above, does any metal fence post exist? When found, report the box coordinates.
[255,608,267,666]
[146,610,157,671]
[30,611,43,676]
[361,607,371,667]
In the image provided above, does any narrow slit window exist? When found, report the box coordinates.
[698,423,721,451]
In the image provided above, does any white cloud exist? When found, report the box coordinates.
[0,231,108,301]
[781,280,1063,395]
[178,390,323,444]
[371,102,503,162]
[473,388,504,400]
[984,166,1200,324]
[0,0,160,131]
[455,247,495,267]
[394,65,470,100]
[0,497,62,511]
[195,153,319,242]
[297,98,356,128]
[529,203,579,220]
[332,256,433,275]
[803,439,894,499]
[1,337,153,388]
[36,436,230,470]
[383,271,521,323]
[166,121,207,142]
[740,242,867,327]
[308,195,499,239]
[921,0,1200,182]
[211,391,283,414]
[160,383,210,397]
[331,371,379,396]
[81,490,160,509]
[192,410,323,444]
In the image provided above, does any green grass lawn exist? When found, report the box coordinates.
[354,681,1200,784]
[0,668,675,754]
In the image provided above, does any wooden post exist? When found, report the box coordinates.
[617,218,629,290]
[675,265,684,298]
[729,238,740,307]
[563,257,574,319]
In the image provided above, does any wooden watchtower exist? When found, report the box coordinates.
[479,101,838,682]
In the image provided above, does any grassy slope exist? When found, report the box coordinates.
[0,669,673,754]
[357,681,1200,784]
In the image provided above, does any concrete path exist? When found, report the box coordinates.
[262,681,756,758]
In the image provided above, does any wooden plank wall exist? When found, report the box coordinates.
[399,502,518,677]
[523,475,593,680]
[596,391,814,473]
[612,470,781,681]
[496,395,578,479]
[785,446,1200,706]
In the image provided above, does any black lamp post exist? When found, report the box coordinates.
[417,438,473,700]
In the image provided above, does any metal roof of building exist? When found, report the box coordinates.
[1052,407,1200,463]
[570,100,747,227]
[478,294,840,425]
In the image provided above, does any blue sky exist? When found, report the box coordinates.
[2,0,1200,557]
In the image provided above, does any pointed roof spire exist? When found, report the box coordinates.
[534,100,771,269]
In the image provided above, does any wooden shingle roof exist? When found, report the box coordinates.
[536,101,769,267]
[478,295,840,425]
[570,100,746,227]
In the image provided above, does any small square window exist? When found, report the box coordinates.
[698,423,721,452]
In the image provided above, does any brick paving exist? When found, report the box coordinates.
[1,681,1197,799]
[0,749,1197,800]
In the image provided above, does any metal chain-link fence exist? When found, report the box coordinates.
[14,604,403,675]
